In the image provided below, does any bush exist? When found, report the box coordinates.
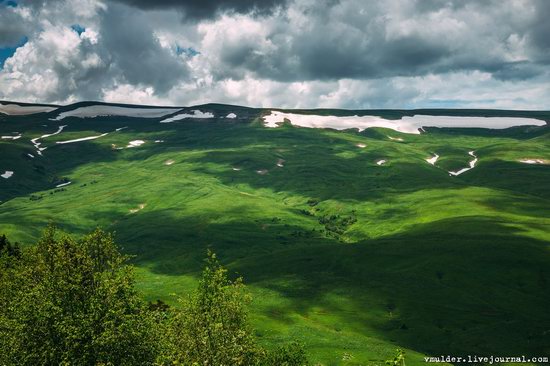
[166,251,309,366]
[0,229,309,365]
[0,226,162,366]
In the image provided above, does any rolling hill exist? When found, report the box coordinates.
[1,100,549,365]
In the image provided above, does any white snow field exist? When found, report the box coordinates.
[53,106,179,120]
[160,110,215,123]
[376,160,387,166]
[426,154,439,165]
[56,133,109,144]
[0,103,57,115]
[356,143,366,148]
[1,171,14,179]
[56,182,72,188]
[226,113,237,119]
[449,151,478,176]
[263,111,546,134]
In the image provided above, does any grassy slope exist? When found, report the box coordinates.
[1,108,550,365]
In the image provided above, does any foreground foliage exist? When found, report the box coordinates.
[0,228,308,365]
[0,227,161,365]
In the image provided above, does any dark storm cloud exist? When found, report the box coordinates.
[530,0,550,61]
[2,0,550,108]
[98,3,189,94]
[112,0,289,20]
[202,0,549,83]
[0,8,27,47]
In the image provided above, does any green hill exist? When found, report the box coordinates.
[1,102,549,365]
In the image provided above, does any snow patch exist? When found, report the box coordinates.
[53,106,179,120]
[56,133,109,144]
[0,103,57,115]
[256,169,268,175]
[387,136,404,142]
[27,154,35,158]
[263,111,546,134]
[164,159,175,166]
[276,159,285,167]
[226,113,237,119]
[376,160,387,166]
[129,203,146,213]
[30,125,67,154]
[2,134,22,140]
[41,125,67,139]
[56,181,72,188]
[1,171,14,179]
[356,143,366,148]
[426,154,439,165]
[160,110,215,123]
[115,126,128,131]
[127,140,145,148]
[449,151,478,176]
[519,159,548,164]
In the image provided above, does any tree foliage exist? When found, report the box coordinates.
[0,226,161,366]
[166,251,308,365]
[0,229,309,365]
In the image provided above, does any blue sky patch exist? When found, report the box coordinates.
[176,46,200,57]
[71,24,86,36]
[0,36,27,69]
[0,0,18,7]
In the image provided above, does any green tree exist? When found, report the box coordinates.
[167,250,261,365]
[0,234,20,257]
[167,251,308,366]
[0,226,161,366]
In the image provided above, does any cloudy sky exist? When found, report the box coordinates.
[0,0,549,109]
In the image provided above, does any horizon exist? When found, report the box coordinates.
[2,99,550,113]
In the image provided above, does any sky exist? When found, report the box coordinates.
[0,0,549,109]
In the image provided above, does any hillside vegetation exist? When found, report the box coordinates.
[1,103,549,365]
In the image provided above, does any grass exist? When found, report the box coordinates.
[1,107,550,365]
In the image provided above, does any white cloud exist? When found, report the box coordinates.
[1,0,549,109]
[102,84,166,105]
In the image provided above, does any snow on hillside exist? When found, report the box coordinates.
[52,106,180,120]
[426,154,439,165]
[263,111,546,134]
[56,133,109,144]
[0,103,57,115]
[160,110,215,123]
[449,151,478,176]
[1,171,14,179]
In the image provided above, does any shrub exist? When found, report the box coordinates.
[0,226,162,366]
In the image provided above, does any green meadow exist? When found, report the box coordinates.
[1,105,549,365]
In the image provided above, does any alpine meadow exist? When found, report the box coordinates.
[1,101,549,365]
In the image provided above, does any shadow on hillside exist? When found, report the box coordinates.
[96,207,550,360]
[463,160,550,199]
